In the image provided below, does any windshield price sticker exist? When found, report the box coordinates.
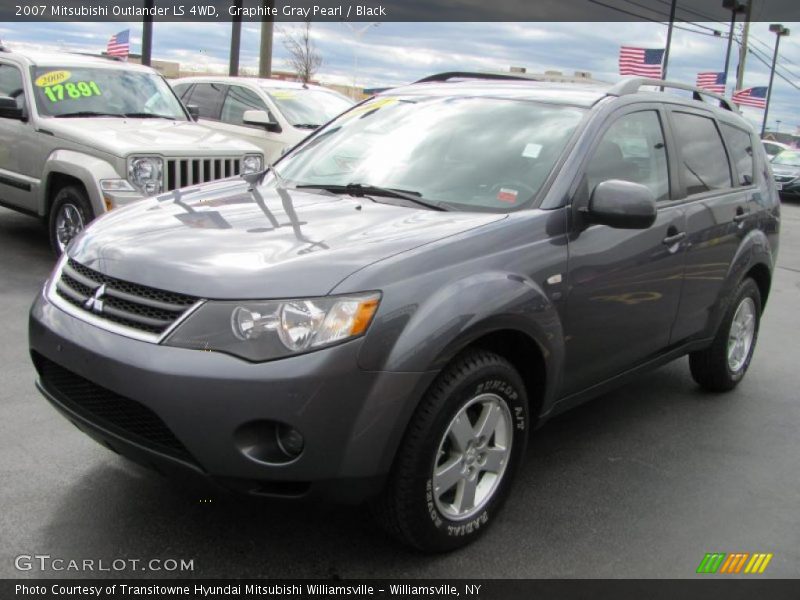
[270,91,298,100]
[34,70,71,88]
[42,81,102,103]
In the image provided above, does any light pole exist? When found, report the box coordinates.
[722,0,746,92]
[344,22,380,99]
[762,24,790,138]
[661,0,677,80]
[776,120,782,135]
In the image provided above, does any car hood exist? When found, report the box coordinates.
[772,164,800,178]
[68,180,506,299]
[44,118,261,157]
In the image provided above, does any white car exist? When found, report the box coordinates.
[762,139,792,160]
[171,77,354,163]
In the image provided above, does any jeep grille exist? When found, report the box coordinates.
[165,157,241,191]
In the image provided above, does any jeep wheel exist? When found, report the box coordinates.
[49,185,93,256]
[689,278,762,392]
[372,350,528,552]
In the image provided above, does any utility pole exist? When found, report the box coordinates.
[229,0,242,76]
[344,22,380,99]
[762,24,790,138]
[259,1,274,78]
[722,0,746,92]
[141,0,154,66]
[661,0,678,79]
[735,0,753,90]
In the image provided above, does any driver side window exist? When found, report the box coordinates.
[0,63,25,110]
[587,110,669,201]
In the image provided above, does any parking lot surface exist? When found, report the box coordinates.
[1,204,799,578]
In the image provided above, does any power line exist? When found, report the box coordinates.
[587,0,731,40]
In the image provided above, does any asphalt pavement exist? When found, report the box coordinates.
[1,204,798,579]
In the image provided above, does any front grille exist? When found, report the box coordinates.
[55,259,199,336]
[34,353,196,465]
[165,157,241,191]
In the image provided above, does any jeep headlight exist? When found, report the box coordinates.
[128,157,163,196]
[241,154,263,175]
[164,293,380,362]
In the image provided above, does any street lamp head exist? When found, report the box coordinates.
[769,24,789,36]
[722,0,746,12]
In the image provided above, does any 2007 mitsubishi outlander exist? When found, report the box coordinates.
[30,73,780,551]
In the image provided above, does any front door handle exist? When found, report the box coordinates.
[662,231,686,246]
[733,206,750,222]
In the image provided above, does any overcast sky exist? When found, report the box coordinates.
[1,20,798,133]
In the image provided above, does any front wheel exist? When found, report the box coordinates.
[49,185,93,256]
[689,278,762,392]
[372,350,528,552]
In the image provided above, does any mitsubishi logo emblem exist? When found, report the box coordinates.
[83,283,107,314]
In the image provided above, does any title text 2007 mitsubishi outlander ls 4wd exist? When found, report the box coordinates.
[30,74,780,551]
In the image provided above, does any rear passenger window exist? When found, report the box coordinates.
[671,112,732,195]
[186,83,226,120]
[720,123,755,186]
[586,110,670,201]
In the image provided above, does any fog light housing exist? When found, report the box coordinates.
[276,424,304,458]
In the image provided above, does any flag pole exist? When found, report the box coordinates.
[661,0,678,80]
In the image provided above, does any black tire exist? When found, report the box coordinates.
[48,184,93,256]
[372,350,528,552]
[689,278,762,392]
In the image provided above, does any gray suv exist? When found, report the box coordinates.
[29,73,780,551]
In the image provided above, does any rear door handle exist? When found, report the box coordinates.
[662,231,686,246]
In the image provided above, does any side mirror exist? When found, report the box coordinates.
[0,96,24,120]
[585,179,657,229]
[186,104,200,120]
[243,109,281,133]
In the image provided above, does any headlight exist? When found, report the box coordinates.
[128,157,163,195]
[164,292,380,361]
[241,154,263,174]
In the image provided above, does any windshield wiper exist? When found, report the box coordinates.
[123,112,178,120]
[293,123,321,129]
[295,183,447,211]
[54,111,122,118]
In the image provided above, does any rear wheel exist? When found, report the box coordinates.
[372,350,528,552]
[689,278,761,392]
[49,185,93,256]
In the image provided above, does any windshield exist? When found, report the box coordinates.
[262,86,354,127]
[772,150,800,167]
[276,95,585,211]
[31,66,187,119]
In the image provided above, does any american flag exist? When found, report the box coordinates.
[696,72,726,94]
[619,46,665,78]
[732,86,768,109]
[106,29,130,59]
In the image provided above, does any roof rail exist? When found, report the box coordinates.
[414,71,544,84]
[607,77,738,112]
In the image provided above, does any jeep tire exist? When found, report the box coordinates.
[49,184,93,256]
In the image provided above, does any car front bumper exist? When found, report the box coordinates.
[29,289,437,503]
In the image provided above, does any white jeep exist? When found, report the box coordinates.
[0,47,264,253]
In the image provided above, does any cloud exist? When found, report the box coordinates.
[1,20,797,132]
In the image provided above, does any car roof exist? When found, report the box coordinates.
[383,77,753,129]
[172,76,331,92]
[385,80,609,107]
[2,49,155,73]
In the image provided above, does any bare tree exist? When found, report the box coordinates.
[282,22,322,83]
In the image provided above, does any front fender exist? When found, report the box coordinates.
[41,150,124,216]
[358,269,563,384]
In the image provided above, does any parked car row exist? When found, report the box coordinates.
[0,47,353,253]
